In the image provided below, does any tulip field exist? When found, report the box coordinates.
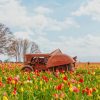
[0,63,100,100]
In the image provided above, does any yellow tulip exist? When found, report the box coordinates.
[40,81,43,85]
[20,87,24,92]
[92,72,95,75]
[11,80,15,84]
[96,89,98,93]
[70,84,73,88]
[78,84,80,89]
[3,96,8,100]
[0,77,2,82]
[63,80,67,83]
[69,87,73,92]
[60,98,63,100]
[61,74,65,78]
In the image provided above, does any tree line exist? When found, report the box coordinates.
[0,23,40,62]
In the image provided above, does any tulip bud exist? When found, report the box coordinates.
[20,87,24,92]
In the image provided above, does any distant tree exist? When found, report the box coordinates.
[0,23,13,54]
[6,39,20,62]
[30,41,41,53]
[7,38,41,62]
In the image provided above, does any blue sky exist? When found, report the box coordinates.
[0,0,100,62]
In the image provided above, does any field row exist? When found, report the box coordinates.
[0,63,99,100]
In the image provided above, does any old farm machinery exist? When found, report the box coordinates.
[21,49,77,72]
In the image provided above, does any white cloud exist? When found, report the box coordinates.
[72,0,100,21]
[0,0,79,35]
[14,31,31,40]
[32,15,79,32]
[34,6,53,14]
[32,14,48,32]
[0,0,31,29]
[46,17,80,31]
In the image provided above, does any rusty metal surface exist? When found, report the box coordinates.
[23,49,76,71]
[24,54,50,64]
[47,54,75,68]
[25,53,50,57]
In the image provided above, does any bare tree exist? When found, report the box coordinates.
[7,39,20,61]
[0,23,13,54]
[7,38,41,62]
[30,41,41,53]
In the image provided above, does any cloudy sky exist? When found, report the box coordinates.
[0,0,100,62]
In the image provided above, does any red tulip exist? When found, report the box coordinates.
[79,78,84,83]
[70,79,76,83]
[63,76,67,81]
[56,84,62,90]
[7,77,12,82]
[12,88,17,95]
[68,82,70,86]
[53,93,59,99]
[82,87,93,96]
[73,86,79,93]
[7,77,12,84]
[92,88,96,92]
[28,76,31,81]
[14,76,19,84]
[42,76,49,82]
[55,83,64,90]
[87,89,92,96]
[82,89,86,94]
[0,81,3,87]
[88,71,91,74]
[86,87,89,91]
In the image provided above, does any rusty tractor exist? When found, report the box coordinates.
[21,49,77,72]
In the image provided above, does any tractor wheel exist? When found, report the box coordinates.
[21,66,33,72]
